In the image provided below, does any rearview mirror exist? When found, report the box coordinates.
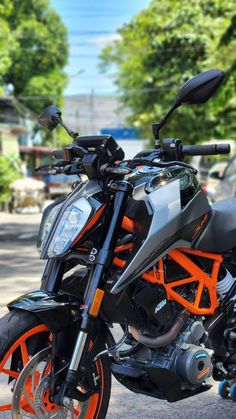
[174,70,225,106]
[38,105,62,131]
[209,171,223,180]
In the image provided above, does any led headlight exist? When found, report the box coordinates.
[38,201,63,255]
[47,197,92,257]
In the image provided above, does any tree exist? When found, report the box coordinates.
[0,155,22,205]
[0,1,13,94]
[2,0,68,115]
[100,0,236,144]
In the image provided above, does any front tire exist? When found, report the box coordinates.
[0,309,111,418]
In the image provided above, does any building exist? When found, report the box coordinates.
[0,97,32,156]
[63,94,130,135]
[63,94,147,158]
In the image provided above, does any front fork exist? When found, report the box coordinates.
[43,181,133,403]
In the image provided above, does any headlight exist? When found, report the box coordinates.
[38,201,63,255]
[46,197,92,257]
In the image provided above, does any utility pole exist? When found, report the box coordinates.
[89,88,95,135]
[75,109,79,132]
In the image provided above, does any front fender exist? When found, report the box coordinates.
[8,290,82,333]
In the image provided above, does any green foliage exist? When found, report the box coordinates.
[0,1,14,94]
[42,125,71,147]
[0,0,68,114]
[100,0,236,145]
[0,155,22,204]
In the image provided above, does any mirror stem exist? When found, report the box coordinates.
[53,114,78,140]
[152,103,179,148]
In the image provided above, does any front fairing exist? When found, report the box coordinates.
[38,180,104,259]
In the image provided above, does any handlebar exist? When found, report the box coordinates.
[181,143,231,157]
[36,139,231,180]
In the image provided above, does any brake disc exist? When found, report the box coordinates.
[34,375,71,419]
[12,347,89,418]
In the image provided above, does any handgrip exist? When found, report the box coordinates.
[182,143,231,156]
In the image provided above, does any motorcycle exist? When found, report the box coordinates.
[0,69,236,418]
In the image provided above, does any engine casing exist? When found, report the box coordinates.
[133,319,213,386]
[174,343,213,385]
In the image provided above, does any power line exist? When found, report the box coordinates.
[60,13,133,18]
[69,30,115,35]
[3,34,203,52]
[52,7,137,13]
[16,86,174,102]
[69,44,201,50]
[69,47,196,58]
[69,55,99,58]
[0,113,126,121]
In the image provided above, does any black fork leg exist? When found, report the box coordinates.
[59,181,133,403]
[40,258,65,292]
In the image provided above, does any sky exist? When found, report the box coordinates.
[51,0,151,96]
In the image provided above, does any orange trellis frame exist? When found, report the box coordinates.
[113,247,223,316]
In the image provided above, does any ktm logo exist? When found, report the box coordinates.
[192,213,209,239]
[197,367,210,380]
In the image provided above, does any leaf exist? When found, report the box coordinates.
[100,0,236,145]
[0,0,68,115]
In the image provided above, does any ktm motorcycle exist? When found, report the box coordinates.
[1,69,236,418]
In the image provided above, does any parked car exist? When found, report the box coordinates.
[208,161,228,178]
[191,139,235,185]
[206,154,236,202]
[45,173,80,199]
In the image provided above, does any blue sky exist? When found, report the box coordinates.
[51,0,151,95]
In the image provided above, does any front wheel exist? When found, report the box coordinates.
[0,310,111,418]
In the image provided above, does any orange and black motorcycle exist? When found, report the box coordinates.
[1,70,236,418]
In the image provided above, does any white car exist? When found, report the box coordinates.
[206,155,236,202]
[191,139,235,184]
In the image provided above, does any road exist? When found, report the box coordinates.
[0,211,235,418]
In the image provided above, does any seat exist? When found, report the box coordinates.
[194,198,236,253]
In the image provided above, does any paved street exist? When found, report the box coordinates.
[0,211,235,418]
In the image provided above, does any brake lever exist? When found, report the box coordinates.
[35,160,69,173]
[35,164,51,172]
[52,162,83,175]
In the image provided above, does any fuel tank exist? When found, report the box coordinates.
[126,165,199,206]
[111,165,211,294]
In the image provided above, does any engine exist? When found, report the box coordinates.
[130,279,212,385]
[109,246,236,400]
[155,320,213,385]
[131,318,213,387]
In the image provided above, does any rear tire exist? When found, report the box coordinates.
[0,309,111,418]
[218,380,229,399]
[230,382,236,401]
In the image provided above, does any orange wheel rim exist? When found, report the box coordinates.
[0,324,49,372]
[0,324,49,413]
[42,387,61,413]
[0,324,105,418]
